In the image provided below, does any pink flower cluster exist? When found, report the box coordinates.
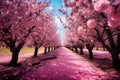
[93,0,120,27]
[87,19,96,29]
[77,27,86,35]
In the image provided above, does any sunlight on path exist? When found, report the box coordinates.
[21,47,115,80]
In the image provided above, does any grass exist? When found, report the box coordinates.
[0,47,45,57]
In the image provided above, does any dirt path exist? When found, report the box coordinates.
[20,47,117,80]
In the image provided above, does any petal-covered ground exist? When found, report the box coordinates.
[20,47,120,80]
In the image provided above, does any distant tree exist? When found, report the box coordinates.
[43,27,61,54]
[29,11,57,56]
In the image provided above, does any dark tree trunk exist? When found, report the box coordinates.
[44,47,47,54]
[48,46,50,52]
[34,47,39,57]
[9,51,19,66]
[111,53,120,69]
[75,47,78,53]
[71,47,74,51]
[103,47,106,51]
[79,47,83,55]
[104,28,120,69]
[88,49,94,59]
[94,28,120,69]
[86,43,94,59]
[9,42,24,66]
[96,47,98,50]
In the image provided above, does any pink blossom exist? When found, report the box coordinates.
[93,0,110,12]
[87,19,96,29]
[77,27,86,35]
[104,6,115,17]
[108,18,120,28]
[112,0,120,5]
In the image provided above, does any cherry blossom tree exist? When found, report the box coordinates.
[29,12,62,54]
[43,26,61,54]
[63,0,120,69]
[43,34,61,54]
[0,0,50,65]
[64,31,74,50]
[92,0,120,28]
[29,11,57,57]
[92,0,120,68]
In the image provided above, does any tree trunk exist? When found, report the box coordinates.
[34,47,39,57]
[88,49,94,59]
[71,47,74,51]
[86,43,94,59]
[44,47,47,54]
[79,47,83,55]
[96,47,98,50]
[103,47,106,51]
[75,47,78,53]
[94,28,120,69]
[48,46,50,52]
[9,51,19,66]
[111,53,120,69]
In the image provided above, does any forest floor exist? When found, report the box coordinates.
[0,47,120,80]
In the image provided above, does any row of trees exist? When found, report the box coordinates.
[0,0,61,66]
[63,0,120,69]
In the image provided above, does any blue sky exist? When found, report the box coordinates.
[47,0,66,45]
[37,0,66,45]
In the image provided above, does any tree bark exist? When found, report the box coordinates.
[88,49,94,59]
[9,42,24,66]
[96,47,98,50]
[86,43,94,59]
[79,47,83,55]
[44,47,47,54]
[9,51,19,66]
[103,47,106,51]
[75,47,78,53]
[48,46,50,52]
[111,53,120,69]
[34,47,39,57]
[71,47,74,51]
[94,28,120,69]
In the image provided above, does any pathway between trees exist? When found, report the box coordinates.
[20,47,116,80]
